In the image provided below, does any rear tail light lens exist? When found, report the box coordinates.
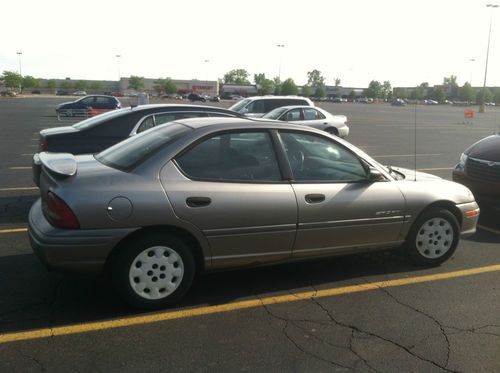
[45,192,80,229]
[39,139,48,152]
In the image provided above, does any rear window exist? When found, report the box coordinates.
[72,108,129,130]
[95,123,191,171]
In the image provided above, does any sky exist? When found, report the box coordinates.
[1,0,500,88]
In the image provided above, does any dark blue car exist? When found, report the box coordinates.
[55,95,122,117]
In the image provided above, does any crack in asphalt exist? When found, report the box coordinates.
[373,284,452,369]
[444,324,500,338]
[257,293,355,372]
[309,292,459,373]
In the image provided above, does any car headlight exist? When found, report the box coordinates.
[458,153,468,168]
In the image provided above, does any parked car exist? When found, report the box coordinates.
[0,90,17,97]
[29,116,479,309]
[452,133,500,206]
[229,96,314,117]
[424,99,438,105]
[55,95,121,117]
[33,104,242,185]
[72,90,87,96]
[262,106,349,138]
[187,93,206,102]
[391,99,406,106]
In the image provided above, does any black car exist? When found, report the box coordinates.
[34,104,242,186]
[55,95,122,117]
[187,93,206,102]
[452,133,500,206]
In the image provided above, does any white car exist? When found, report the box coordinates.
[262,105,349,138]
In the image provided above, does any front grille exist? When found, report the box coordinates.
[466,157,500,182]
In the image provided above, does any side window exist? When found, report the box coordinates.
[303,108,323,120]
[80,97,94,106]
[136,116,155,133]
[176,131,282,182]
[284,109,302,121]
[247,100,265,113]
[95,97,109,104]
[264,100,283,112]
[280,131,367,182]
[154,113,177,126]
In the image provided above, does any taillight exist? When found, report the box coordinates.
[45,192,80,229]
[39,139,48,151]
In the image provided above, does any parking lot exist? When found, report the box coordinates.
[0,97,499,372]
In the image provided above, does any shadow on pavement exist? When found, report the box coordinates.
[0,195,38,224]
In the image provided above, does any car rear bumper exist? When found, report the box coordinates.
[29,199,138,273]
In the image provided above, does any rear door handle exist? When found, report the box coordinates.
[305,194,325,203]
[186,197,211,207]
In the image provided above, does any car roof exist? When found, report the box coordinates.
[241,95,312,101]
[170,116,316,131]
[268,105,319,110]
[124,104,235,113]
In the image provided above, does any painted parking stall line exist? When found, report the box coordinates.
[0,264,499,344]
[0,228,28,234]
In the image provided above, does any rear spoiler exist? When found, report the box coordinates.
[35,152,77,178]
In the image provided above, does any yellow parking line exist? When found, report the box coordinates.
[0,228,28,234]
[478,224,500,236]
[417,167,453,171]
[0,264,499,344]
[0,187,38,192]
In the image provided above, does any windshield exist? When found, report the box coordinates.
[262,107,288,120]
[95,123,191,171]
[72,108,130,130]
[228,99,251,112]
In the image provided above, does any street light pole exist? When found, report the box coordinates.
[115,54,121,80]
[479,4,499,113]
[277,44,285,82]
[469,58,475,85]
[16,51,22,93]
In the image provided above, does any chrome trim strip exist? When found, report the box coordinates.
[298,216,406,230]
[293,240,405,254]
[204,224,296,236]
[211,250,291,260]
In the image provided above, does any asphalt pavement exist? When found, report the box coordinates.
[0,96,499,372]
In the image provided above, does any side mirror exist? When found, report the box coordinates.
[368,168,385,182]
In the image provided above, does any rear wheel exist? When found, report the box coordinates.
[111,233,195,309]
[325,127,339,136]
[405,208,459,266]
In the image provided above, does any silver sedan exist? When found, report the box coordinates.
[29,117,479,309]
[262,105,349,138]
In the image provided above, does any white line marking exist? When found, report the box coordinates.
[373,154,443,158]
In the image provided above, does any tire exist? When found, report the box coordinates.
[325,127,339,136]
[111,233,196,309]
[405,208,460,266]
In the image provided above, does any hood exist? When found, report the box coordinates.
[56,101,75,108]
[40,126,80,137]
[466,134,500,161]
[391,167,441,181]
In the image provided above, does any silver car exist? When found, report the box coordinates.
[262,105,349,138]
[29,117,479,309]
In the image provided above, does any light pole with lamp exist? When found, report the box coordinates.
[277,44,285,82]
[479,3,499,113]
[16,51,22,93]
[115,54,121,93]
[468,58,475,85]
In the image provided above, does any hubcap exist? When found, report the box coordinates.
[129,246,184,300]
[416,218,454,259]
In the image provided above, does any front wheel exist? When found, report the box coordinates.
[111,233,195,309]
[405,208,460,266]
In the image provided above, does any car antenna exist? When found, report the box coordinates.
[413,102,417,182]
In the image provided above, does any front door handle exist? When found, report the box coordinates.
[186,197,211,208]
[305,194,325,203]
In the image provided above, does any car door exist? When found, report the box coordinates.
[278,131,406,258]
[160,130,297,268]
[301,108,328,129]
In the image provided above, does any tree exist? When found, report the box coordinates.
[433,87,445,103]
[381,81,392,100]
[74,80,87,90]
[128,75,144,90]
[273,77,282,95]
[334,78,341,86]
[315,84,326,98]
[46,80,56,90]
[459,82,475,103]
[365,80,382,99]
[348,90,357,101]
[1,71,22,89]
[494,88,500,104]
[223,69,250,84]
[443,75,459,99]
[254,73,274,95]
[281,78,298,95]
[90,81,103,91]
[302,85,312,97]
[22,75,40,89]
[306,70,326,98]
[154,78,177,94]
[476,88,493,105]
[60,80,72,89]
